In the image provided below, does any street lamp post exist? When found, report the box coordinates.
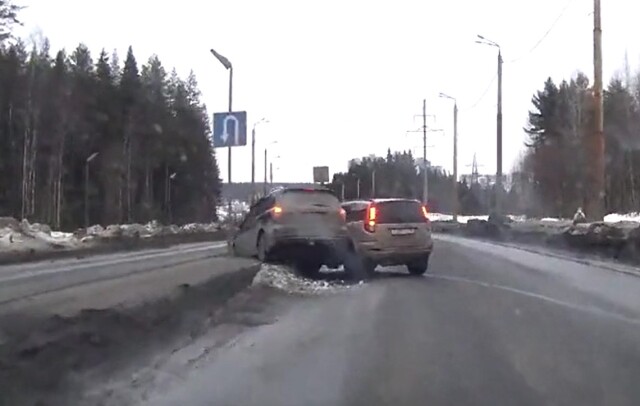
[251,118,268,202]
[84,152,99,228]
[476,35,503,216]
[270,155,281,187]
[264,141,278,194]
[439,92,459,223]
[168,172,177,223]
[210,48,233,216]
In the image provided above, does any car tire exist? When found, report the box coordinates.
[296,258,322,279]
[343,252,367,281]
[257,232,270,263]
[407,255,429,275]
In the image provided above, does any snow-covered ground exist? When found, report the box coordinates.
[0,217,222,254]
[429,212,640,225]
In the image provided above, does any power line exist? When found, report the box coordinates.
[507,0,575,64]
[460,74,497,112]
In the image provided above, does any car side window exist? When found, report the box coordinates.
[240,203,260,230]
[256,195,276,218]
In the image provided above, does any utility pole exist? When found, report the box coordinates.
[453,102,459,222]
[269,162,273,186]
[210,48,233,217]
[357,178,361,199]
[439,93,459,222]
[84,152,99,228]
[422,99,428,204]
[263,148,268,195]
[341,182,345,201]
[476,35,503,216]
[372,169,376,198]
[496,49,503,216]
[251,126,258,202]
[591,0,605,220]
[251,118,269,202]
[227,67,233,216]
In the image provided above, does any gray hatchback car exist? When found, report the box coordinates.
[341,198,434,275]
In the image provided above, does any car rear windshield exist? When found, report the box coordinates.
[376,201,425,224]
[279,190,341,210]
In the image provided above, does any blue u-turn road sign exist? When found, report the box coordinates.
[213,111,247,148]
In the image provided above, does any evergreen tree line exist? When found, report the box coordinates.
[330,149,505,215]
[516,66,640,218]
[0,16,221,230]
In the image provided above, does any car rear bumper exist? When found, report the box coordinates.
[359,240,433,265]
[269,234,353,266]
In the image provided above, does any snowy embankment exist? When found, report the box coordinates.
[0,217,226,265]
[0,200,251,263]
[430,212,640,265]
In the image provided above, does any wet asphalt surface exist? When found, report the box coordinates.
[138,235,640,406]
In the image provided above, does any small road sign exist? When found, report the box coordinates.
[213,111,247,147]
[313,166,329,183]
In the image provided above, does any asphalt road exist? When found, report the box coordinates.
[140,235,640,406]
[0,241,256,316]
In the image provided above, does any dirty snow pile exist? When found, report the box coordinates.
[252,263,355,294]
[0,217,79,252]
[79,220,221,241]
[428,213,530,223]
[0,217,222,254]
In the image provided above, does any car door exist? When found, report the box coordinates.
[233,204,259,256]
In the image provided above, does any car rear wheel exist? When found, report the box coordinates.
[296,259,322,279]
[407,255,429,275]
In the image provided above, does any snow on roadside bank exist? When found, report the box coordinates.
[0,217,222,254]
[430,212,640,225]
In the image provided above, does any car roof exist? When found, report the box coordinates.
[341,198,422,210]
[371,198,421,203]
[270,186,335,196]
[342,198,421,204]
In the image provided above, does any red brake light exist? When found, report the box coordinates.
[364,205,377,232]
[339,208,346,221]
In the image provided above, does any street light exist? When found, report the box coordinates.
[270,155,282,187]
[84,152,99,228]
[210,48,234,216]
[476,34,503,216]
[168,172,177,223]
[264,140,278,194]
[439,92,459,223]
[251,118,269,201]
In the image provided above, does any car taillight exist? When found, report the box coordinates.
[272,206,283,219]
[364,205,377,232]
[422,205,429,220]
[339,208,346,222]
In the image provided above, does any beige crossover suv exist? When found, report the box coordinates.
[341,198,434,275]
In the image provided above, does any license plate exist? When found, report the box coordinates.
[391,228,415,236]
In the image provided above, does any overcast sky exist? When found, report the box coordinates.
[16,0,640,183]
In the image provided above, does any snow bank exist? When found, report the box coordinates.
[0,217,222,256]
[430,212,640,265]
